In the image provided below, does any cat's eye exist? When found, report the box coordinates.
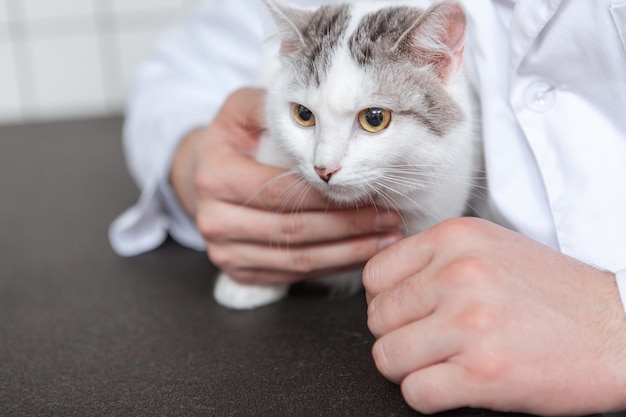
[292,104,316,127]
[358,108,392,133]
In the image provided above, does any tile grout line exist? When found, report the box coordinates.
[5,0,28,121]
[93,0,123,114]
[1,1,191,124]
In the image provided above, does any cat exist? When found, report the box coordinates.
[213,0,482,309]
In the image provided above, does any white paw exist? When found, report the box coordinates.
[213,273,289,310]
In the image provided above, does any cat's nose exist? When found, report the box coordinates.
[314,166,341,183]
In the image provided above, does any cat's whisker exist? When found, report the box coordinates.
[371,170,483,225]
[379,175,437,194]
[230,126,267,149]
[385,166,484,179]
[382,169,488,195]
[374,181,411,197]
[249,172,316,252]
[242,93,268,130]
[390,193,442,227]
[244,169,302,208]
[277,175,310,212]
[388,170,488,187]
[366,182,412,228]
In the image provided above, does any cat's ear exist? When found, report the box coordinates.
[393,1,467,81]
[264,0,314,55]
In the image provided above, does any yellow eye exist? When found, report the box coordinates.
[358,108,392,133]
[292,103,316,127]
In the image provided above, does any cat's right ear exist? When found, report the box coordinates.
[393,1,467,81]
[263,0,313,55]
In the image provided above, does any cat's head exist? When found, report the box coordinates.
[263,0,475,206]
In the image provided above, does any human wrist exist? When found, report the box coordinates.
[594,269,626,412]
[169,127,205,217]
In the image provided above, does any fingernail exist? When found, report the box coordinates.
[374,212,401,230]
[379,234,401,250]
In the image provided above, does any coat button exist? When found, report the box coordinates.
[524,80,557,112]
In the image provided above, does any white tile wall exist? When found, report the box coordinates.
[25,34,107,119]
[20,0,95,21]
[0,1,7,22]
[0,43,21,120]
[0,0,195,125]
[0,16,8,41]
[111,0,187,13]
[115,30,167,99]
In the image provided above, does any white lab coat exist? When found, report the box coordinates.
[109,0,626,307]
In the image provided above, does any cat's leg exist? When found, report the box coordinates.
[213,272,289,310]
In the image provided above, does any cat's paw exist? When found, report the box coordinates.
[213,273,289,310]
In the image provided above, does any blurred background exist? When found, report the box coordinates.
[0,0,195,126]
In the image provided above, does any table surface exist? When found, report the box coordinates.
[0,116,623,417]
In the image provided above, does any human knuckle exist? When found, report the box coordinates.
[440,256,492,286]
[290,249,315,274]
[458,304,499,335]
[464,350,508,383]
[207,246,234,270]
[401,381,441,415]
[366,301,382,337]
[433,217,477,242]
[223,89,243,113]
[260,178,285,210]
[371,340,392,378]
[196,214,223,240]
[362,261,376,290]
[347,212,366,235]
[363,257,384,294]
[354,238,378,261]
[194,169,222,197]
[396,276,420,300]
[196,215,213,238]
[279,214,306,244]
[227,270,256,285]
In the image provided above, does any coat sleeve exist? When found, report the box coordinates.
[109,0,268,256]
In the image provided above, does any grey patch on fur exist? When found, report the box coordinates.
[398,83,464,136]
[387,69,465,137]
[288,5,351,86]
[348,6,464,136]
[348,6,422,66]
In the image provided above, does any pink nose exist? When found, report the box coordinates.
[314,166,341,183]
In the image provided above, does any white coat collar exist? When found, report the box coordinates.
[509,0,563,73]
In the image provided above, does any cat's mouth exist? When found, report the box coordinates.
[315,183,373,207]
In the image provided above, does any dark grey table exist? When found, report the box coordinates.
[0,116,622,416]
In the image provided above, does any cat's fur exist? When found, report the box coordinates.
[213,0,481,309]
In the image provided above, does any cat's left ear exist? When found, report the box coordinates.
[394,1,467,81]
[264,0,314,55]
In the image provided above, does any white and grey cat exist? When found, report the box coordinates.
[214,0,481,309]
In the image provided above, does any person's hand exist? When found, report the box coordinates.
[170,88,403,284]
[364,217,626,415]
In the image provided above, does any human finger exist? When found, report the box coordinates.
[217,261,367,285]
[216,87,267,148]
[363,231,436,301]
[207,232,403,282]
[363,217,496,301]
[197,200,403,245]
[367,271,440,338]
[196,149,343,211]
[401,363,477,414]
[371,318,460,384]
